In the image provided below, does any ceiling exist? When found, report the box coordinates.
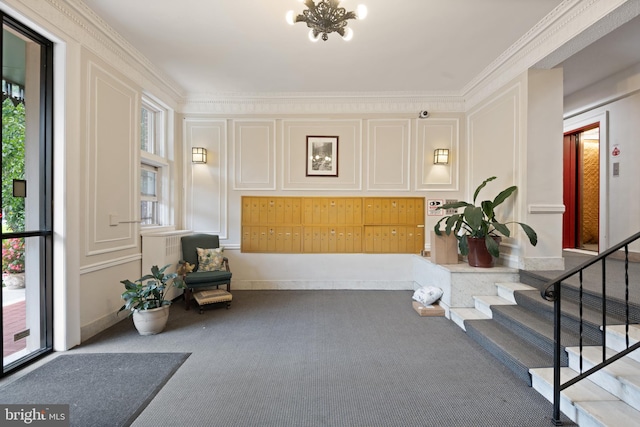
[79,0,640,99]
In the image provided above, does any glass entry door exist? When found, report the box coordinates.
[1,14,53,375]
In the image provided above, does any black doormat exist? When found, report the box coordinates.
[0,352,190,426]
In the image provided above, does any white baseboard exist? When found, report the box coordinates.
[80,311,125,342]
[232,280,415,291]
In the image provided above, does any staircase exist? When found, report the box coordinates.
[450,254,640,426]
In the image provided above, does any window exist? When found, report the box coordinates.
[140,106,156,154]
[140,164,158,225]
[140,96,172,227]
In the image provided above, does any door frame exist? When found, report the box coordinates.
[1,12,54,376]
[563,111,609,252]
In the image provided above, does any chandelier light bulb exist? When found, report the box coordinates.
[356,5,368,20]
[342,27,353,41]
[308,30,321,42]
[285,10,295,25]
[290,1,367,42]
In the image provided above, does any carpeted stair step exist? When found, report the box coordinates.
[519,269,556,292]
[489,304,599,365]
[496,282,537,303]
[464,318,553,385]
[513,289,625,344]
[520,270,640,323]
[449,307,489,331]
[473,295,514,318]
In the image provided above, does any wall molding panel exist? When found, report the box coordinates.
[233,120,276,190]
[184,118,228,237]
[83,54,139,257]
[79,253,141,275]
[467,82,522,196]
[366,119,411,191]
[415,118,460,192]
[281,119,362,191]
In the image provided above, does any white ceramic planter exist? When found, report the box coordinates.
[132,305,170,335]
[3,272,25,289]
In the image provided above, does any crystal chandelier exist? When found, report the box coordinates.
[286,0,368,42]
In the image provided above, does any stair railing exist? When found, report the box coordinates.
[541,231,640,426]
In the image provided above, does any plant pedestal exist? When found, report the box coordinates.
[132,305,170,335]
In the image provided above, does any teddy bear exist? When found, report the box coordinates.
[177,261,195,276]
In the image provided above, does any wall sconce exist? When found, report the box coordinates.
[433,149,449,165]
[192,147,207,164]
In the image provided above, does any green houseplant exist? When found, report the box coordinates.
[433,176,538,267]
[119,264,185,335]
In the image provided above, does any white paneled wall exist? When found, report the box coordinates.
[233,120,276,190]
[184,118,228,238]
[281,119,362,190]
[366,119,411,191]
[184,115,463,255]
[81,50,140,258]
[467,82,520,190]
[466,70,564,270]
[415,118,459,191]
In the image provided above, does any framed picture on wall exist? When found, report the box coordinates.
[306,135,339,177]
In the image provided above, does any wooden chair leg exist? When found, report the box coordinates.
[184,288,192,310]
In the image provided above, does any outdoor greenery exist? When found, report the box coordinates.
[2,98,26,279]
[119,264,185,315]
[434,176,538,258]
[2,97,26,232]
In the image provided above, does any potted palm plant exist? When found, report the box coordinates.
[119,264,185,335]
[433,176,538,267]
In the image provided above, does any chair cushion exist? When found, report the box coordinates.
[181,234,220,267]
[184,270,232,286]
[196,247,225,271]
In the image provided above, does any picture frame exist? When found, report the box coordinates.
[306,135,339,177]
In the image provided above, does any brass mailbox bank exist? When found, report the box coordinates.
[241,196,425,254]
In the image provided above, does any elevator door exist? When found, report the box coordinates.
[563,125,600,251]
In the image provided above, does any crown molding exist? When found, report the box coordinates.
[10,0,636,116]
[180,1,629,115]
[462,0,580,97]
[534,0,640,69]
[180,92,465,115]
[45,0,185,102]
[464,0,638,110]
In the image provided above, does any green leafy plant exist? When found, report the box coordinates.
[118,264,185,315]
[434,176,538,257]
[2,98,26,232]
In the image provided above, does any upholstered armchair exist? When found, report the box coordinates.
[180,234,232,311]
